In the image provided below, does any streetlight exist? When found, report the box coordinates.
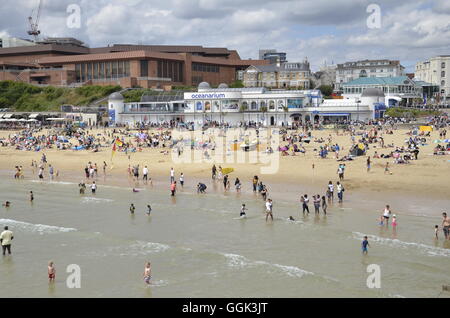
[356,99,361,122]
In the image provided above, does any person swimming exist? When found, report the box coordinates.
[2,201,11,207]
[289,216,295,221]
[132,188,140,193]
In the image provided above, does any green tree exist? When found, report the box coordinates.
[229,80,244,88]
[318,85,333,97]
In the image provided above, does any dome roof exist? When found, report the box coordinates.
[198,82,210,89]
[218,83,229,89]
[109,92,124,100]
[361,88,385,98]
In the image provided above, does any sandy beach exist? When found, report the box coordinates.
[1,125,449,204]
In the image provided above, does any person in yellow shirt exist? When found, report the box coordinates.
[0,226,14,255]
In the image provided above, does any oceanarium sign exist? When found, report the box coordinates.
[184,92,242,100]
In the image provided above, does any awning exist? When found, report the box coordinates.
[320,113,350,116]
[2,113,13,118]
[46,118,72,121]
[29,113,40,118]
[289,113,302,117]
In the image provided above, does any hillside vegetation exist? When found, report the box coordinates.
[0,81,121,111]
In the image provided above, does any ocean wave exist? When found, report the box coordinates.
[221,253,314,278]
[30,180,77,185]
[104,240,170,257]
[0,218,77,234]
[352,232,450,257]
[81,197,114,203]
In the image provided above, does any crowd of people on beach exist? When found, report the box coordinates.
[2,113,450,285]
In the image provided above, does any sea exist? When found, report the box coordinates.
[0,172,449,298]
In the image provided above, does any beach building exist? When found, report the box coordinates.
[335,59,405,91]
[342,76,430,107]
[415,55,450,104]
[0,38,268,88]
[108,82,387,126]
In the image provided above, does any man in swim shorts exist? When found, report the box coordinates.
[143,262,152,284]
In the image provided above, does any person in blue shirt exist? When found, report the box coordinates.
[362,236,370,254]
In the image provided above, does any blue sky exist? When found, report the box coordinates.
[1,0,450,72]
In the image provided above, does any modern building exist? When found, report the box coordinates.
[243,60,311,89]
[0,36,36,48]
[415,55,450,103]
[335,59,405,91]
[107,81,387,127]
[0,39,268,88]
[342,76,427,107]
[259,50,287,67]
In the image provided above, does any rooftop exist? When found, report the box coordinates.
[343,76,414,86]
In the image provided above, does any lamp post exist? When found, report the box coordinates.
[356,99,361,122]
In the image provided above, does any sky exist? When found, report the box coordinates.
[1,0,450,72]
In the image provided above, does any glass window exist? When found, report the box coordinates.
[118,61,124,77]
[93,63,98,79]
[442,62,446,69]
[87,63,92,80]
[251,101,257,110]
[75,64,81,82]
[105,62,111,78]
[441,80,445,86]
[124,61,130,77]
[99,62,105,78]
[112,61,118,78]
[269,100,275,110]
[140,60,148,77]
[442,71,445,77]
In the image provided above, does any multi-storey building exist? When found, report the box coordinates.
[243,60,311,89]
[335,59,405,91]
[415,56,450,103]
[0,38,268,88]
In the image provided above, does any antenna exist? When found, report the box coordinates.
[27,0,43,42]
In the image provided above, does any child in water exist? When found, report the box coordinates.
[378,215,384,226]
[362,236,370,255]
[147,205,152,215]
[435,225,439,239]
[130,204,135,214]
[392,215,397,229]
[143,262,152,285]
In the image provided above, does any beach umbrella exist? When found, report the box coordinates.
[444,139,450,143]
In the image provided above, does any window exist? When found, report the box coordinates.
[442,71,445,78]
[441,80,445,86]
[269,100,275,110]
[140,60,148,77]
[442,62,446,69]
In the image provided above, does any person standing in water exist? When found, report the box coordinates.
[362,236,370,255]
[442,212,450,240]
[301,194,310,215]
[48,261,56,282]
[170,167,175,183]
[313,195,321,214]
[265,199,273,222]
[0,226,14,256]
[147,205,152,215]
[30,191,34,203]
[321,195,327,215]
[143,262,152,285]
[336,181,344,203]
[383,205,392,227]
[170,181,177,196]
[130,204,135,214]
[179,173,184,188]
[240,204,247,218]
[91,181,97,194]
[327,181,334,202]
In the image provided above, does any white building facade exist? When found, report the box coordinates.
[336,59,405,91]
[108,83,385,127]
[415,55,450,103]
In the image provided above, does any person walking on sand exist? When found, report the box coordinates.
[442,212,450,240]
[384,162,392,175]
[48,261,56,282]
[367,156,371,172]
[0,226,14,256]
[103,161,107,176]
[143,262,152,285]
[212,164,217,180]
[170,181,177,196]
[143,166,149,183]
[362,236,370,255]
[265,199,273,222]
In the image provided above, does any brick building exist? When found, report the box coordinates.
[0,41,268,88]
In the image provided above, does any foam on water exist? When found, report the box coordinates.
[352,232,450,257]
[0,218,77,234]
[221,253,314,279]
[81,197,114,204]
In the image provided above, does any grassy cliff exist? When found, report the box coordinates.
[0,81,121,111]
